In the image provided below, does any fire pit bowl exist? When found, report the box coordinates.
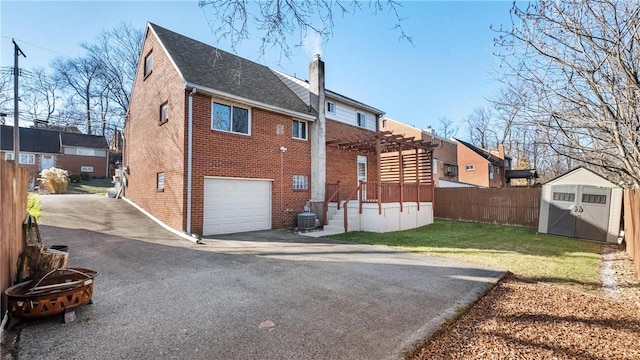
[4,267,97,328]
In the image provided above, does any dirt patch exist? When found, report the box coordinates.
[412,244,640,359]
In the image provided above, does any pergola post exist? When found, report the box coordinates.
[398,144,404,212]
[376,136,382,215]
[416,147,420,211]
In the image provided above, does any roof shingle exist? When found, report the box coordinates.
[150,23,314,117]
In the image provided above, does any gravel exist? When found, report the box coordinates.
[412,244,640,359]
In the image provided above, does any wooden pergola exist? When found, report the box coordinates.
[326,130,437,155]
[326,130,439,214]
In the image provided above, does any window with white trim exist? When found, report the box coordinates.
[4,152,35,164]
[76,148,95,156]
[144,51,153,77]
[327,101,336,114]
[159,102,169,125]
[292,120,307,140]
[212,102,250,135]
[489,164,494,180]
[293,175,308,190]
[356,112,366,127]
[465,164,474,171]
[157,172,165,191]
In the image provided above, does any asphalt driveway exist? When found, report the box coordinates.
[14,194,504,360]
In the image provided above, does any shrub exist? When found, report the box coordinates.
[40,167,69,194]
[69,174,82,183]
[80,172,91,181]
[27,194,41,220]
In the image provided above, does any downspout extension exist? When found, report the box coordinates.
[187,87,196,239]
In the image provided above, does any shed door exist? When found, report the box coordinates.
[203,178,272,236]
[574,186,610,241]
[548,185,577,237]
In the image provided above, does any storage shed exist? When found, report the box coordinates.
[538,167,622,242]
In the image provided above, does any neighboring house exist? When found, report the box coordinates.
[0,125,109,179]
[380,118,458,186]
[124,23,435,237]
[454,138,511,188]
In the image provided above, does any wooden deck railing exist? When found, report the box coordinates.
[325,181,434,232]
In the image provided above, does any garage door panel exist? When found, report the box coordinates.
[203,178,272,236]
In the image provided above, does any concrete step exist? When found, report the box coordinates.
[323,224,345,233]
[300,229,344,237]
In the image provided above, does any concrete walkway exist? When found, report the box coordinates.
[13,194,504,360]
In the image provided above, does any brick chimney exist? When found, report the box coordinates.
[309,54,326,222]
[498,144,505,159]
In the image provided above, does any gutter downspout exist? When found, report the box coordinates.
[187,87,196,236]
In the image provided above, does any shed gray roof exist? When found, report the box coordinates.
[150,23,315,117]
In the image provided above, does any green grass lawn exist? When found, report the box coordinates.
[332,220,603,289]
[66,178,114,195]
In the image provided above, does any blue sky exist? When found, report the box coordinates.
[1,1,514,137]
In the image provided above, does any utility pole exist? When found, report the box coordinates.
[13,39,26,162]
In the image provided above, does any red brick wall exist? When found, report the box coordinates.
[326,120,378,198]
[124,29,187,231]
[457,146,490,187]
[56,153,107,178]
[188,95,312,234]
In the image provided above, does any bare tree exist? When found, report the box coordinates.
[198,0,411,57]
[437,116,458,138]
[494,0,640,186]
[82,22,143,118]
[465,106,498,149]
[21,67,60,123]
[53,56,104,134]
[0,67,13,117]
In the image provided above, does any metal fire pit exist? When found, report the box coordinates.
[4,267,97,329]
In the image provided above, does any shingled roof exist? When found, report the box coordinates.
[150,23,314,117]
[1,125,60,153]
[61,132,108,149]
[454,138,505,166]
[0,125,108,153]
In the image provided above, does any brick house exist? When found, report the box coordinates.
[454,138,511,188]
[0,125,109,181]
[380,117,459,186]
[124,23,435,236]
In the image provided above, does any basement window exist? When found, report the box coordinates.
[293,175,308,190]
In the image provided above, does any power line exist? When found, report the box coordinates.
[1,36,70,58]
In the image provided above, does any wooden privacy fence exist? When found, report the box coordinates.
[623,189,640,280]
[1,160,30,315]
[435,187,541,227]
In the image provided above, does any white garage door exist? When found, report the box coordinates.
[203,178,272,235]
